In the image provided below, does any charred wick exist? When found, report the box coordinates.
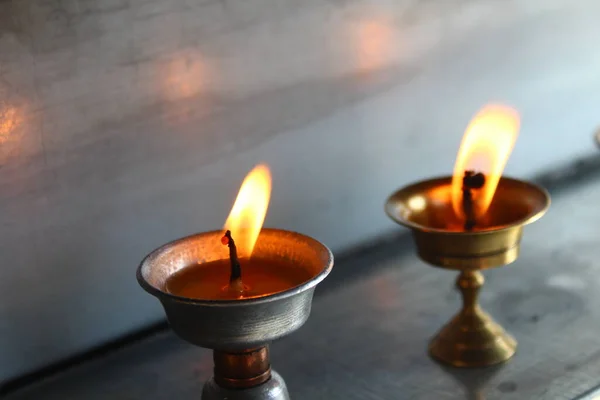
[462,170,486,231]
[222,230,242,284]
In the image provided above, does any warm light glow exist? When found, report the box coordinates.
[162,49,207,101]
[355,19,394,72]
[224,164,272,258]
[0,105,19,143]
[407,195,427,212]
[451,104,520,220]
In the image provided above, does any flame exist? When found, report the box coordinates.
[451,104,520,221]
[223,164,272,258]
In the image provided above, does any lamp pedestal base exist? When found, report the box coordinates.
[202,347,290,400]
[202,371,290,400]
[429,271,516,368]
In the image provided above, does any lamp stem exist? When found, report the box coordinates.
[457,270,484,314]
[213,346,271,389]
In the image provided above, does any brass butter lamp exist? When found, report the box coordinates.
[137,165,334,399]
[385,105,550,367]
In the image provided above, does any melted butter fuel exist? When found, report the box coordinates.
[165,258,311,300]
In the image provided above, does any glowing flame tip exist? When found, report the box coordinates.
[223,164,272,257]
[451,104,520,221]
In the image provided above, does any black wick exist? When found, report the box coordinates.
[222,230,242,284]
[462,170,486,231]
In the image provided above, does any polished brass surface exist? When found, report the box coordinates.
[213,347,271,389]
[385,176,550,269]
[429,271,516,367]
[385,176,550,367]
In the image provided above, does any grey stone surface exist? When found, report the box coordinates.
[2,0,600,382]
[5,174,600,399]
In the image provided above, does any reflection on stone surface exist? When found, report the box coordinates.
[438,363,505,400]
[0,105,19,143]
[162,48,210,102]
[355,18,395,73]
[0,99,33,164]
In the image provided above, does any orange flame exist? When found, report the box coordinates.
[224,164,272,258]
[451,104,520,221]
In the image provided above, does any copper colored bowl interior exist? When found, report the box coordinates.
[138,228,334,303]
[385,176,550,233]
